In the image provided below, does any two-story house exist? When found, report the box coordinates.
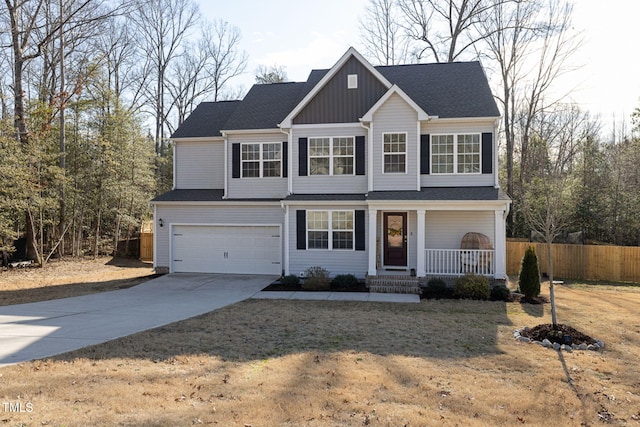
[151,47,511,286]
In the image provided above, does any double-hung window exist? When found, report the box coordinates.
[308,137,354,175]
[241,142,281,178]
[383,133,407,173]
[307,210,354,250]
[431,133,480,174]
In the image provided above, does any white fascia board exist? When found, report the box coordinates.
[281,199,367,207]
[150,200,283,207]
[428,116,500,124]
[171,136,224,143]
[220,128,281,135]
[290,122,362,130]
[279,47,392,128]
[366,199,510,211]
[361,84,430,122]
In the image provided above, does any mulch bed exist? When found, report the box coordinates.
[520,323,597,345]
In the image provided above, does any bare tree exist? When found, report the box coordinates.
[201,19,247,102]
[359,0,409,65]
[131,0,200,155]
[255,64,288,84]
[398,0,499,62]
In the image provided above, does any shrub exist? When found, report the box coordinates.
[331,274,359,290]
[302,266,331,290]
[518,246,541,299]
[453,274,490,300]
[422,278,450,299]
[490,284,511,302]
[280,274,301,288]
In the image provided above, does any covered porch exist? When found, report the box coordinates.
[365,190,510,281]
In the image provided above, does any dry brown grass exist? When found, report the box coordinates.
[0,257,156,306]
[0,279,639,426]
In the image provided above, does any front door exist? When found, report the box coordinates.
[383,212,407,267]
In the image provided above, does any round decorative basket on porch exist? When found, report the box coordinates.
[460,232,493,274]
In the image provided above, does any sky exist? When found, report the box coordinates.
[197,0,640,134]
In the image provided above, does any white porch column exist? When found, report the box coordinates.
[494,209,507,279]
[368,209,377,276]
[416,209,426,277]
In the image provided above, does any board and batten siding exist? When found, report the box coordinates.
[174,140,224,189]
[420,120,495,187]
[288,204,369,278]
[227,132,288,199]
[292,125,368,194]
[154,204,284,270]
[372,93,418,191]
[425,211,495,249]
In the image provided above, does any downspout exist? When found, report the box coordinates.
[222,131,228,199]
[359,120,372,193]
[279,127,293,195]
[494,118,501,188]
[281,200,290,276]
[172,142,176,190]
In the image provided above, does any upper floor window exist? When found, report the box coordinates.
[241,142,281,178]
[431,134,480,174]
[309,137,354,175]
[307,210,354,250]
[383,133,406,173]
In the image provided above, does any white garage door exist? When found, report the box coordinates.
[171,225,281,275]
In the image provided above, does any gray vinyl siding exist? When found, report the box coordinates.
[372,93,418,191]
[154,204,284,270]
[292,125,368,194]
[424,211,494,249]
[175,140,223,189]
[227,132,288,199]
[289,204,369,278]
[421,120,495,187]
[293,56,387,124]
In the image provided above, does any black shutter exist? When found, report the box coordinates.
[298,137,308,176]
[355,136,365,175]
[420,134,430,174]
[282,141,288,178]
[232,143,240,178]
[296,210,306,250]
[481,132,493,174]
[354,210,365,251]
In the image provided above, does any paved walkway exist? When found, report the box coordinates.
[0,274,418,367]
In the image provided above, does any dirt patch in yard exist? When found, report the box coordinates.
[0,257,157,306]
[1,277,639,426]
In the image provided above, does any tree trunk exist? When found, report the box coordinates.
[547,240,558,329]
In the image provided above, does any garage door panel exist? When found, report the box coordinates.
[172,225,281,275]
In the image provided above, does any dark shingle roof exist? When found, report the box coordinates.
[377,62,500,118]
[151,189,281,203]
[170,101,240,138]
[284,193,367,201]
[367,187,509,201]
[171,58,499,138]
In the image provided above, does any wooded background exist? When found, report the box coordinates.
[1,0,639,266]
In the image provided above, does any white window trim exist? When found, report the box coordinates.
[308,136,355,176]
[382,132,408,174]
[430,133,482,175]
[240,142,282,178]
[307,210,355,251]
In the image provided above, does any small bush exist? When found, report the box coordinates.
[519,246,541,299]
[453,274,490,300]
[422,278,451,299]
[280,274,301,288]
[302,266,331,290]
[331,274,359,290]
[490,284,511,301]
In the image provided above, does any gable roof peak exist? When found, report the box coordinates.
[279,47,392,128]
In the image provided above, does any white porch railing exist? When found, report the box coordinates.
[424,249,494,276]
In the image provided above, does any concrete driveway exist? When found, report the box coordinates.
[0,274,275,367]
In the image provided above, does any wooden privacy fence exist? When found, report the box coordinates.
[140,233,153,262]
[507,241,640,283]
